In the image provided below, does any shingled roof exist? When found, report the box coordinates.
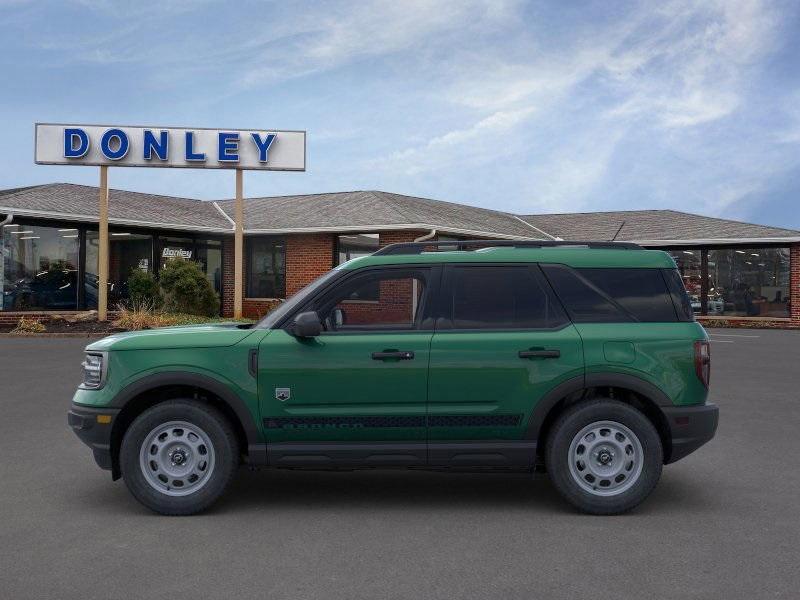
[1,183,798,244]
[519,210,800,244]
[0,183,231,232]
[215,190,544,239]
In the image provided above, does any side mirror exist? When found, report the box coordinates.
[292,311,322,338]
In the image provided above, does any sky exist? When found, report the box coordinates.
[1,0,799,228]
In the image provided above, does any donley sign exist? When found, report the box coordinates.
[35,123,306,171]
[33,122,306,321]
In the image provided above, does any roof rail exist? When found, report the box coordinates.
[373,239,642,256]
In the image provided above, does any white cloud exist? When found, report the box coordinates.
[375,0,790,214]
[378,106,535,175]
[238,0,520,88]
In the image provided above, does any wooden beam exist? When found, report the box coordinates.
[97,166,109,321]
[234,169,244,319]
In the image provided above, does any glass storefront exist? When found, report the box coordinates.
[85,230,154,308]
[1,217,792,323]
[159,236,195,272]
[659,246,791,319]
[196,240,223,296]
[2,223,80,310]
[83,231,223,312]
[707,248,790,318]
[246,237,285,298]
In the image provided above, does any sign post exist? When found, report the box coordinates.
[234,169,244,319]
[98,166,109,321]
[34,123,306,320]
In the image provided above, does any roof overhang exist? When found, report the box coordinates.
[0,206,231,234]
[0,209,540,240]
[242,223,538,240]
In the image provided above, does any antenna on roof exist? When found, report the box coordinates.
[611,220,626,241]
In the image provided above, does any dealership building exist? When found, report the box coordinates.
[1,182,799,328]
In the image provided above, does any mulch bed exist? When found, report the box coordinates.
[0,318,123,335]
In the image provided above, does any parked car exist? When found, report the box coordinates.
[3,267,77,310]
[68,240,718,515]
[690,294,725,315]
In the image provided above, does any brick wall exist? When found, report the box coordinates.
[241,298,283,320]
[221,233,336,318]
[378,230,428,247]
[340,277,420,325]
[285,233,336,296]
[791,243,800,324]
[221,237,235,317]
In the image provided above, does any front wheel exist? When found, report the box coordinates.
[545,399,663,515]
[120,400,238,515]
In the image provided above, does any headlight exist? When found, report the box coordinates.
[81,352,107,389]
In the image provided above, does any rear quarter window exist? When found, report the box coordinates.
[662,268,695,322]
[541,265,679,323]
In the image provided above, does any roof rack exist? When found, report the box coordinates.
[373,239,642,256]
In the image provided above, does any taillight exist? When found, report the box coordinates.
[694,340,711,388]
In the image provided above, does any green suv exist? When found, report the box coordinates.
[68,240,718,515]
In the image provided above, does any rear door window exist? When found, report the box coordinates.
[441,265,568,330]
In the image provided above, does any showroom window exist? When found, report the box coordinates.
[196,240,223,295]
[247,237,285,298]
[707,247,790,318]
[1,223,80,310]
[337,233,379,265]
[85,230,154,309]
[657,246,791,319]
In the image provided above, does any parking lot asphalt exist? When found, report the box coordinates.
[1,328,799,600]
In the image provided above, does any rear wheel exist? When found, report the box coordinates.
[545,399,663,515]
[120,400,238,515]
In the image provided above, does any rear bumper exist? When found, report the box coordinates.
[662,403,719,464]
[67,404,120,471]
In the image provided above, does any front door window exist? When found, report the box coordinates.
[258,267,436,448]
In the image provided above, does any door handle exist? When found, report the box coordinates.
[518,349,560,359]
[371,350,415,360]
[248,349,258,377]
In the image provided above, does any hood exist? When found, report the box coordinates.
[86,323,257,352]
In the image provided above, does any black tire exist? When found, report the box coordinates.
[120,400,239,515]
[545,399,663,515]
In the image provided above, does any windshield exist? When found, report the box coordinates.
[255,268,341,329]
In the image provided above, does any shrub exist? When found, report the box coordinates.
[113,303,254,331]
[158,259,220,317]
[127,269,162,308]
[113,304,167,331]
[11,316,46,334]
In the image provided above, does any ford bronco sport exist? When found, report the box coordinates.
[68,240,718,515]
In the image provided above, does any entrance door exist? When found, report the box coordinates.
[258,266,438,467]
[427,264,584,467]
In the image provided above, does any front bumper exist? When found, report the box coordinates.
[67,404,121,471]
[662,402,719,464]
